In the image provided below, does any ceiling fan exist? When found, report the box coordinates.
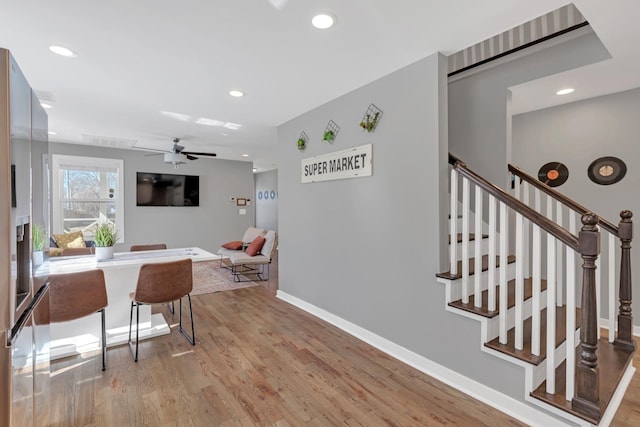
[145,138,217,168]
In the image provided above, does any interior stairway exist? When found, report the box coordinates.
[437,156,636,426]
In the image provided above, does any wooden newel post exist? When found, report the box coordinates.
[573,213,601,419]
[615,210,635,351]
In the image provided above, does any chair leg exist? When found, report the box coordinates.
[100,308,106,371]
[128,301,140,362]
[178,295,195,345]
[168,300,175,315]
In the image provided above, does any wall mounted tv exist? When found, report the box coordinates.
[136,172,199,207]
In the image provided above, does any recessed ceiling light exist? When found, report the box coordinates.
[49,45,76,57]
[312,13,336,29]
[242,154,249,158]
[229,90,244,97]
[556,88,574,95]
[48,131,57,135]
[40,102,52,109]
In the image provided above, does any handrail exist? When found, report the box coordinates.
[452,160,580,250]
[508,164,618,236]
[449,152,462,166]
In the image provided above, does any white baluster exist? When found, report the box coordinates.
[531,223,541,356]
[499,201,508,344]
[608,232,616,343]
[515,211,524,350]
[488,195,497,312]
[566,244,576,401]
[531,188,542,356]
[546,234,557,394]
[522,182,531,278]
[450,169,458,275]
[474,186,483,308]
[561,208,580,401]
[596,250,601,340]
[462,178,470,304]
[556,200,564,307]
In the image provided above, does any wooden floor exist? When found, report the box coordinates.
[49,254,639,426]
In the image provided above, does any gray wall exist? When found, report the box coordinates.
[277,53,531,404]
[49,142,255,253]
[513,87,640,327]
[254,169,278,231]
[449,28,610,188]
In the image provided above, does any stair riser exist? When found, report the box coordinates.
[483,292,547,343]
[444,263,516,304]
[454,239,489,259]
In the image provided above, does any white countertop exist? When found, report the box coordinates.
[44,247,218,275]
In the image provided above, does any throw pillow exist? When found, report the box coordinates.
[52,231,86,249]
[222,240,243,250]
[245,236,266,256]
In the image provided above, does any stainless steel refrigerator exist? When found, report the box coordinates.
[0,48,51,427]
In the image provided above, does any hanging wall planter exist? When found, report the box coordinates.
[359,103,383,133]
[322,120,340,143]
[297,131,309,151]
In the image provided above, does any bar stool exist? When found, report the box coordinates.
[49,269,109,370]
[129,243,167,251]
[128,258,195,362]
[61,247,94,256]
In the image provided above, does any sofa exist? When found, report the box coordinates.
[217,227,278,281]
[49,231,95,257]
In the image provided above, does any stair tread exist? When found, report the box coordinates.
[448,277,548,318]
[448,233,489,244]
[484,305,580,365]
[436,255,516,280]
[530,339,635,424]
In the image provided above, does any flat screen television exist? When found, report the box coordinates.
[136,172,199,207]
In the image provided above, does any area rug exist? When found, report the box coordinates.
[191,260,258,296]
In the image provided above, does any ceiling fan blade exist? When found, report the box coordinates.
[185,154,199,161]
[182,151,217,157]
[144,152,164,157]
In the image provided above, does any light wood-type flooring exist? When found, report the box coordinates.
[49,254,639,426]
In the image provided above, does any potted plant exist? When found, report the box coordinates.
[323,130,335,142]
[32,223,46,266]
[297,137,306,150]
[94,222,118,260]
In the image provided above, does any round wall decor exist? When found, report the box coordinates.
[588,156,626,185]
[537,162,569,187]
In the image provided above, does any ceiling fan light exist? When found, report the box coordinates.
[164,153,186,166]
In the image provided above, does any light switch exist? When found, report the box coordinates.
[239,208,246,215]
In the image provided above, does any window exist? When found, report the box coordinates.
[51,155,124,242]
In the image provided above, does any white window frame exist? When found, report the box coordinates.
[51,154,124,242]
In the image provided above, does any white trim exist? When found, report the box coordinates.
[276,291,570,427]
[598,317,640,337]
[51,154,125,241]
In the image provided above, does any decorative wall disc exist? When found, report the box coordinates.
[587,156,626,185]
[537,162,569,187]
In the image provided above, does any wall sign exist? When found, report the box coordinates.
[301,144,372,184]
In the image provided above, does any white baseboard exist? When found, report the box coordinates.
[599,317,640,338]
[276,290,570,427]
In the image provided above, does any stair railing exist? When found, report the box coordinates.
[448,154,633,420]
[509,164,635,353]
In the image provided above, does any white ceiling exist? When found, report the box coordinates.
[1,1,638,171]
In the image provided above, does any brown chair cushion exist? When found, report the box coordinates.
[132,258,193,305]
[52,231,86,249]
[61,247,94,256]
[130,243,167,251]
[49,269,108,323]
[222,240,243,250]
[245,236,266,256]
